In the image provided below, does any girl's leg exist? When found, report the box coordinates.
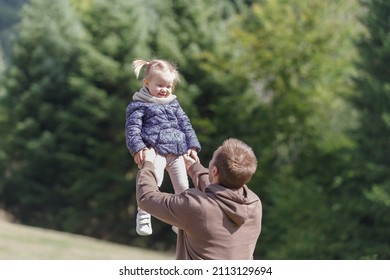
[165,155,189,194]
[153,153,167,187]
[166,155,188,234]
[136,154,166,236]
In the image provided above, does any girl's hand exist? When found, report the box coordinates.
[134,149,146,166]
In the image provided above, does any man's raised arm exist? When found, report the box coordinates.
[183,154,209,192]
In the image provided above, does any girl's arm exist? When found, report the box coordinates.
[125,103,147,156]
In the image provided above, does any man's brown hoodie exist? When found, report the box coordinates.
[136,161,262,260]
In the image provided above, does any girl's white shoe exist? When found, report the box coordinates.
[136,210,152,236]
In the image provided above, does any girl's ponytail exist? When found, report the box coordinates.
[132,58,180,84]
[132,59,148,78]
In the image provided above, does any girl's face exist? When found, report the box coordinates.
[144,71,175,98]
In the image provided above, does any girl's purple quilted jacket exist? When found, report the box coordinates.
[125,98,201,156]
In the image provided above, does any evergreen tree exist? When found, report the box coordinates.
[77,0,240,249]
[0,0,240,252]
[0,0,131,242]
[347,0,390,259]
[169,0,245,156]
[74,0,171,247]
[2,0,82,225]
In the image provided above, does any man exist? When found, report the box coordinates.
[136,138,262,259]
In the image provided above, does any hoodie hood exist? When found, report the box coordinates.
[206,184,259,226]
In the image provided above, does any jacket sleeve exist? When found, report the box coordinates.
[175,103,201,152]
[125,102,146,156]
[187,161,210,192]
[136,161,194,228]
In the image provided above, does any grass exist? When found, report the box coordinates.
[0,219,174,260]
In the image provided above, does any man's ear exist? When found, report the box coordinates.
[212,166,220,184]
[212,165,219,177]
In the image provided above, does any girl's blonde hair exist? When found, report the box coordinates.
[132,59,181,85]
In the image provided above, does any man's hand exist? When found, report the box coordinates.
[144,148,156,163]
[187,149,199,161]
[183,150,198,170]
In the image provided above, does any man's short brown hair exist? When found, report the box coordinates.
[213,138,258,189]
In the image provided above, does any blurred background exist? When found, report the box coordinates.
[0,0,389,259]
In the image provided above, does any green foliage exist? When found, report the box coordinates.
[1,0,131,242]
[199,0,360,259]
[346,0,390,259]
